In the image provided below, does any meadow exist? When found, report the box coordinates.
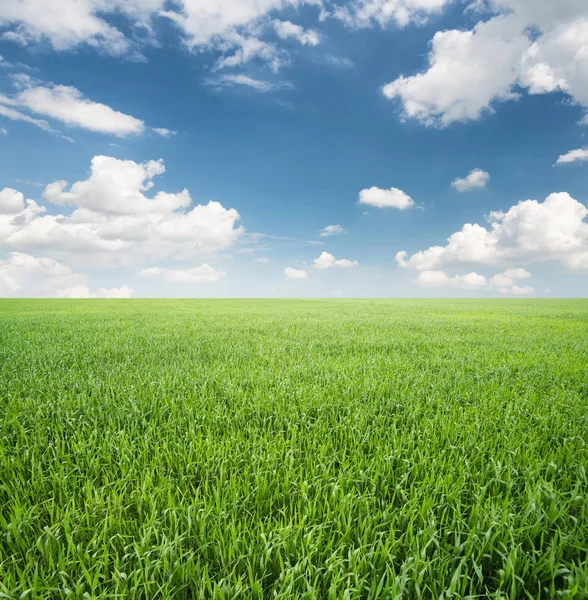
[0,299,587,599]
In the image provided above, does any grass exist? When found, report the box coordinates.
[0,299,587,599]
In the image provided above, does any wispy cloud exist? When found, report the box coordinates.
[153,127,177,137]
[1,74,168,138]
[325,55,354,69]
[319,224,346,237]
[14,179,43,187]
[207,74,293,93]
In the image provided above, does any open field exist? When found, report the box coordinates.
[0,299,587,599]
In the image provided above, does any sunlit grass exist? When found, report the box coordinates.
[1,299,587,599]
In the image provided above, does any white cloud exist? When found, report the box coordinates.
[325,55,354,69]
[0,127,6,134]
[332,0,453,29]
[161,1,324,70]
[1,1,324,71]
[0,155,244,268]
[0,188,25,213]
[415,270,488,289]
[7,79,145,136]
[414,269,450,287]
[285,251,359,278]
[273,20,320,46]
[0,251,133,297]
[58,284,135,298]
[489,267,533,294]
[42,156,187,214]
[209,74,293,92]
[284,266,308,279]
[382,0,588,126]
[213,34,287,72]
[0,103,54,132]
[396,192,588,271]
[555,148,588,165]
[153,127,177,137]
[139,267,162,277]
[254,256,269,262]
[56,284,95,298]
[139,264,225,283]
[452,271,488,289]
[15,179,43,187]
[0,0,164,55]
[312,251,358,269]
[161,1,288,48]
[415,266,534,294]
[0,251,69,294]
[452,168,490,192]
[510,285,533,295]
[99,285,134,298]
[489,267,531,288]
[319,224,346,237]
[359,186,415,209]
[382,16,526,125]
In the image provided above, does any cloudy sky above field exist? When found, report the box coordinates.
[0,0,587,298]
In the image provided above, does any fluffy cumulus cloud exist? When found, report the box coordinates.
[59,284,135,298]
[0,155,244,269]
[284,266,308,279]
[383,0,588,125]
[359,186,415,209]
[0,251,134,297]
[414,267,533,295]
[159,1,316,49]
[0,187,25,213]
[3,0,583,93]
[43,156,189,214]
[273,20,320,46]
[0,0,163,55]
[0,252,70,294]
[0,0,325,70]
[556,148,588,165]
[312,251,358,269]
[319,224,346,237]
[415,270,487,289]
[452,168,490,192]
[489,267,532,294]
[139,264,226,283]
[332,0,453,29]
[285,251,359,278]
[396,192,588,271]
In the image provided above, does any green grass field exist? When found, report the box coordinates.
[0,300,587,599]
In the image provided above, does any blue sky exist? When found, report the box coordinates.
[0,0,587,298]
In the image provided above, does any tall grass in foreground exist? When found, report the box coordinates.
[0,299,587,599]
